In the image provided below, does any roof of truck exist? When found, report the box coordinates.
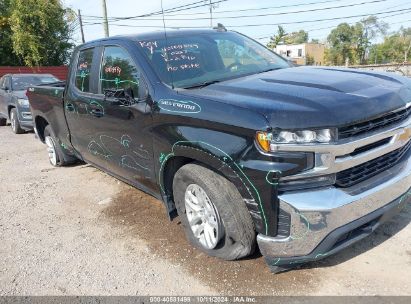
[80,28,231,46]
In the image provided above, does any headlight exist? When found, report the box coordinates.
[17,98,30,107]
[256,129,335,152]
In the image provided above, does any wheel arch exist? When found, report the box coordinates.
[34,115,49,142]
[159,145,263,230]
[7,105,15,118]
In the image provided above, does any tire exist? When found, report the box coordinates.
[0,117,6,126]
[44,125,77,167]
[173,163,256,260]
[10,108,24,134]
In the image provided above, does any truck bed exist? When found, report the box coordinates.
[28,82,65,100]
[27,83,69,144]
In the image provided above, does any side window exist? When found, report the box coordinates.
[100,46,140,105]
[0,77,4,89]
[75,48,94,92]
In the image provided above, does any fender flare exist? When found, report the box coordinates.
[158,141,269,234]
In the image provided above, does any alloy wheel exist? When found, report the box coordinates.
[10,111,16,132]
[45,136,57,166]
[184,184,223,249]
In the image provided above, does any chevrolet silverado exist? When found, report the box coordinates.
[27,29,411,273]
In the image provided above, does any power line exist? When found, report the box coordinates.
[227,7,411,28]
[82,0,228,21]
[146,0,227,16]
[162,0,347,16]
[83,0,348,19]
[256,9,411,40]
[82,0,206,18]
[104,0,388,21]
[390,18,411,26]
[82,7,411,29]
[81,0,389,22]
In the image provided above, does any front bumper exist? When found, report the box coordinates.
[257,156,411,270]
[19,110,33,130]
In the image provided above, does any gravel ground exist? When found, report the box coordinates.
[0,126,410,296]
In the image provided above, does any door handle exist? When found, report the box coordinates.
[65,103,75,112]
[90,108,104,117]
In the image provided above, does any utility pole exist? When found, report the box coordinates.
[101,0,109,38]
[209,0,213,28]
[78,9,85,44]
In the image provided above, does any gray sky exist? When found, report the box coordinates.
[63,0,411,45]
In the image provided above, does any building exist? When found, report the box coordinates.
[274,43,325,66]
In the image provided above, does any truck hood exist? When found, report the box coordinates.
[179,66,411,129]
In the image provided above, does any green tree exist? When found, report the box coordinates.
[353,16,388,64]
[284,30,309,44]
[325,17,388,65]
[0,0,22,65]
[306,55,315,66]
[325,23,355,66]
[267,26,287,49]
[368,27,411,64]
[10,0,75,66]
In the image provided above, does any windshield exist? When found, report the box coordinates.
[12,75,59,91]
[137,32,290,89]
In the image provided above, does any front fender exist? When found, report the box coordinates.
[155,126,279,236]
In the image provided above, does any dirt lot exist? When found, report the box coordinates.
[0,127,410,296]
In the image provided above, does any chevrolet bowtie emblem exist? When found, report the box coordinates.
[399,127,411,143]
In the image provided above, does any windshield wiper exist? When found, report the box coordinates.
[182,80,222,89]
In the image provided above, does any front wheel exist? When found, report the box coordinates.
[0,117,6,126]
[10,108,24,134]
[173,163,256,260]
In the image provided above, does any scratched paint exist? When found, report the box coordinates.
[65,99,104,116]
[88,134,150,176]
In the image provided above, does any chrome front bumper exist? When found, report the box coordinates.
[258,155,411,263]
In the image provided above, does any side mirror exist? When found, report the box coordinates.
[103,88,136,106]
[1,86,9,91]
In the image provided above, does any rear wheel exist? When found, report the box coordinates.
[0,117,6,126]
[173,163,256,260]
[44,125,77,166]
[10,108,24,134]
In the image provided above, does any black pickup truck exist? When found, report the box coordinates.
[27,28,411,273]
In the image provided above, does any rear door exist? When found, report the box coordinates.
[65,43,156,190]
[65,46,102,159]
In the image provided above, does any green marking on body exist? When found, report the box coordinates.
[158,140,269,234]
[265,169,281,186]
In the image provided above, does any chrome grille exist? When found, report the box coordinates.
[339,106,411,139]
[336,140,411,188]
